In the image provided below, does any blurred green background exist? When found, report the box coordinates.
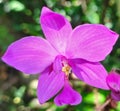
[0,0,120,111]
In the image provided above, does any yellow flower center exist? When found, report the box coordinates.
[62,64,71,76]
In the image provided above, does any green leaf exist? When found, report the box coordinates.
[8,1,25,12]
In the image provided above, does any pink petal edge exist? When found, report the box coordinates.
[37,67,65,104]
[2,36,58,74]
[70,59,109,90]
[40,7,72,54]
[66,24,119,62]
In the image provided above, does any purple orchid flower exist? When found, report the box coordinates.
[106,72,120,101]
[2,7,119,106]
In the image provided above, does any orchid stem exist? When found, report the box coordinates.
[95,98,111,111]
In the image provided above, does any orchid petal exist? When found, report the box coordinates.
[70,59,109,89]
[66,24,119,62]
[40,7,72,54]
[54,81,82,106]
[37,67,64,104]
[2,36,58,74]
